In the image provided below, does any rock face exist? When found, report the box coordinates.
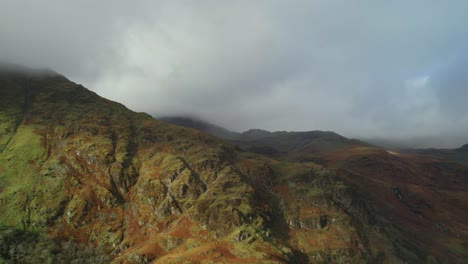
[0,71,466,263]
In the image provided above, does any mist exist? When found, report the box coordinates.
[1,1,468,148]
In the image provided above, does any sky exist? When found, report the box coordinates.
[1,1,468,148]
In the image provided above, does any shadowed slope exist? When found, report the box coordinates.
[397,144,468,166]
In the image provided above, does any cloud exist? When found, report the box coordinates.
[1,0,468,147]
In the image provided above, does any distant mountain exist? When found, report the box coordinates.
[158,116,240,140]
[397,143,468,165]
[160,116,371,162]
[366,136,468,150]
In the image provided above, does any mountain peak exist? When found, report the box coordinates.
[0,62,59,78]
[158,116,240,140]
[459,143,468,152]
[241,128,271,139]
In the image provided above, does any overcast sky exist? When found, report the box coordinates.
[1,1,468,147]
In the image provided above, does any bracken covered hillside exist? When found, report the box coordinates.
[0,71,466,263]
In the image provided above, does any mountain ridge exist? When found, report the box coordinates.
[0,70,467,263]
[159,116,372,164]
[159,116,358,142]
[396,144,468,166]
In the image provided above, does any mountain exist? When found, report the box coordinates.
[460,144,468,152]
[0,70,467,263]
[396,144,468,166]
[158,116,240,140]
[159,117,370,162]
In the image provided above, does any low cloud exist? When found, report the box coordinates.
[1,0,468,147]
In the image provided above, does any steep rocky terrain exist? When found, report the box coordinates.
[160,118,468,263]
[0,71,467,263]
